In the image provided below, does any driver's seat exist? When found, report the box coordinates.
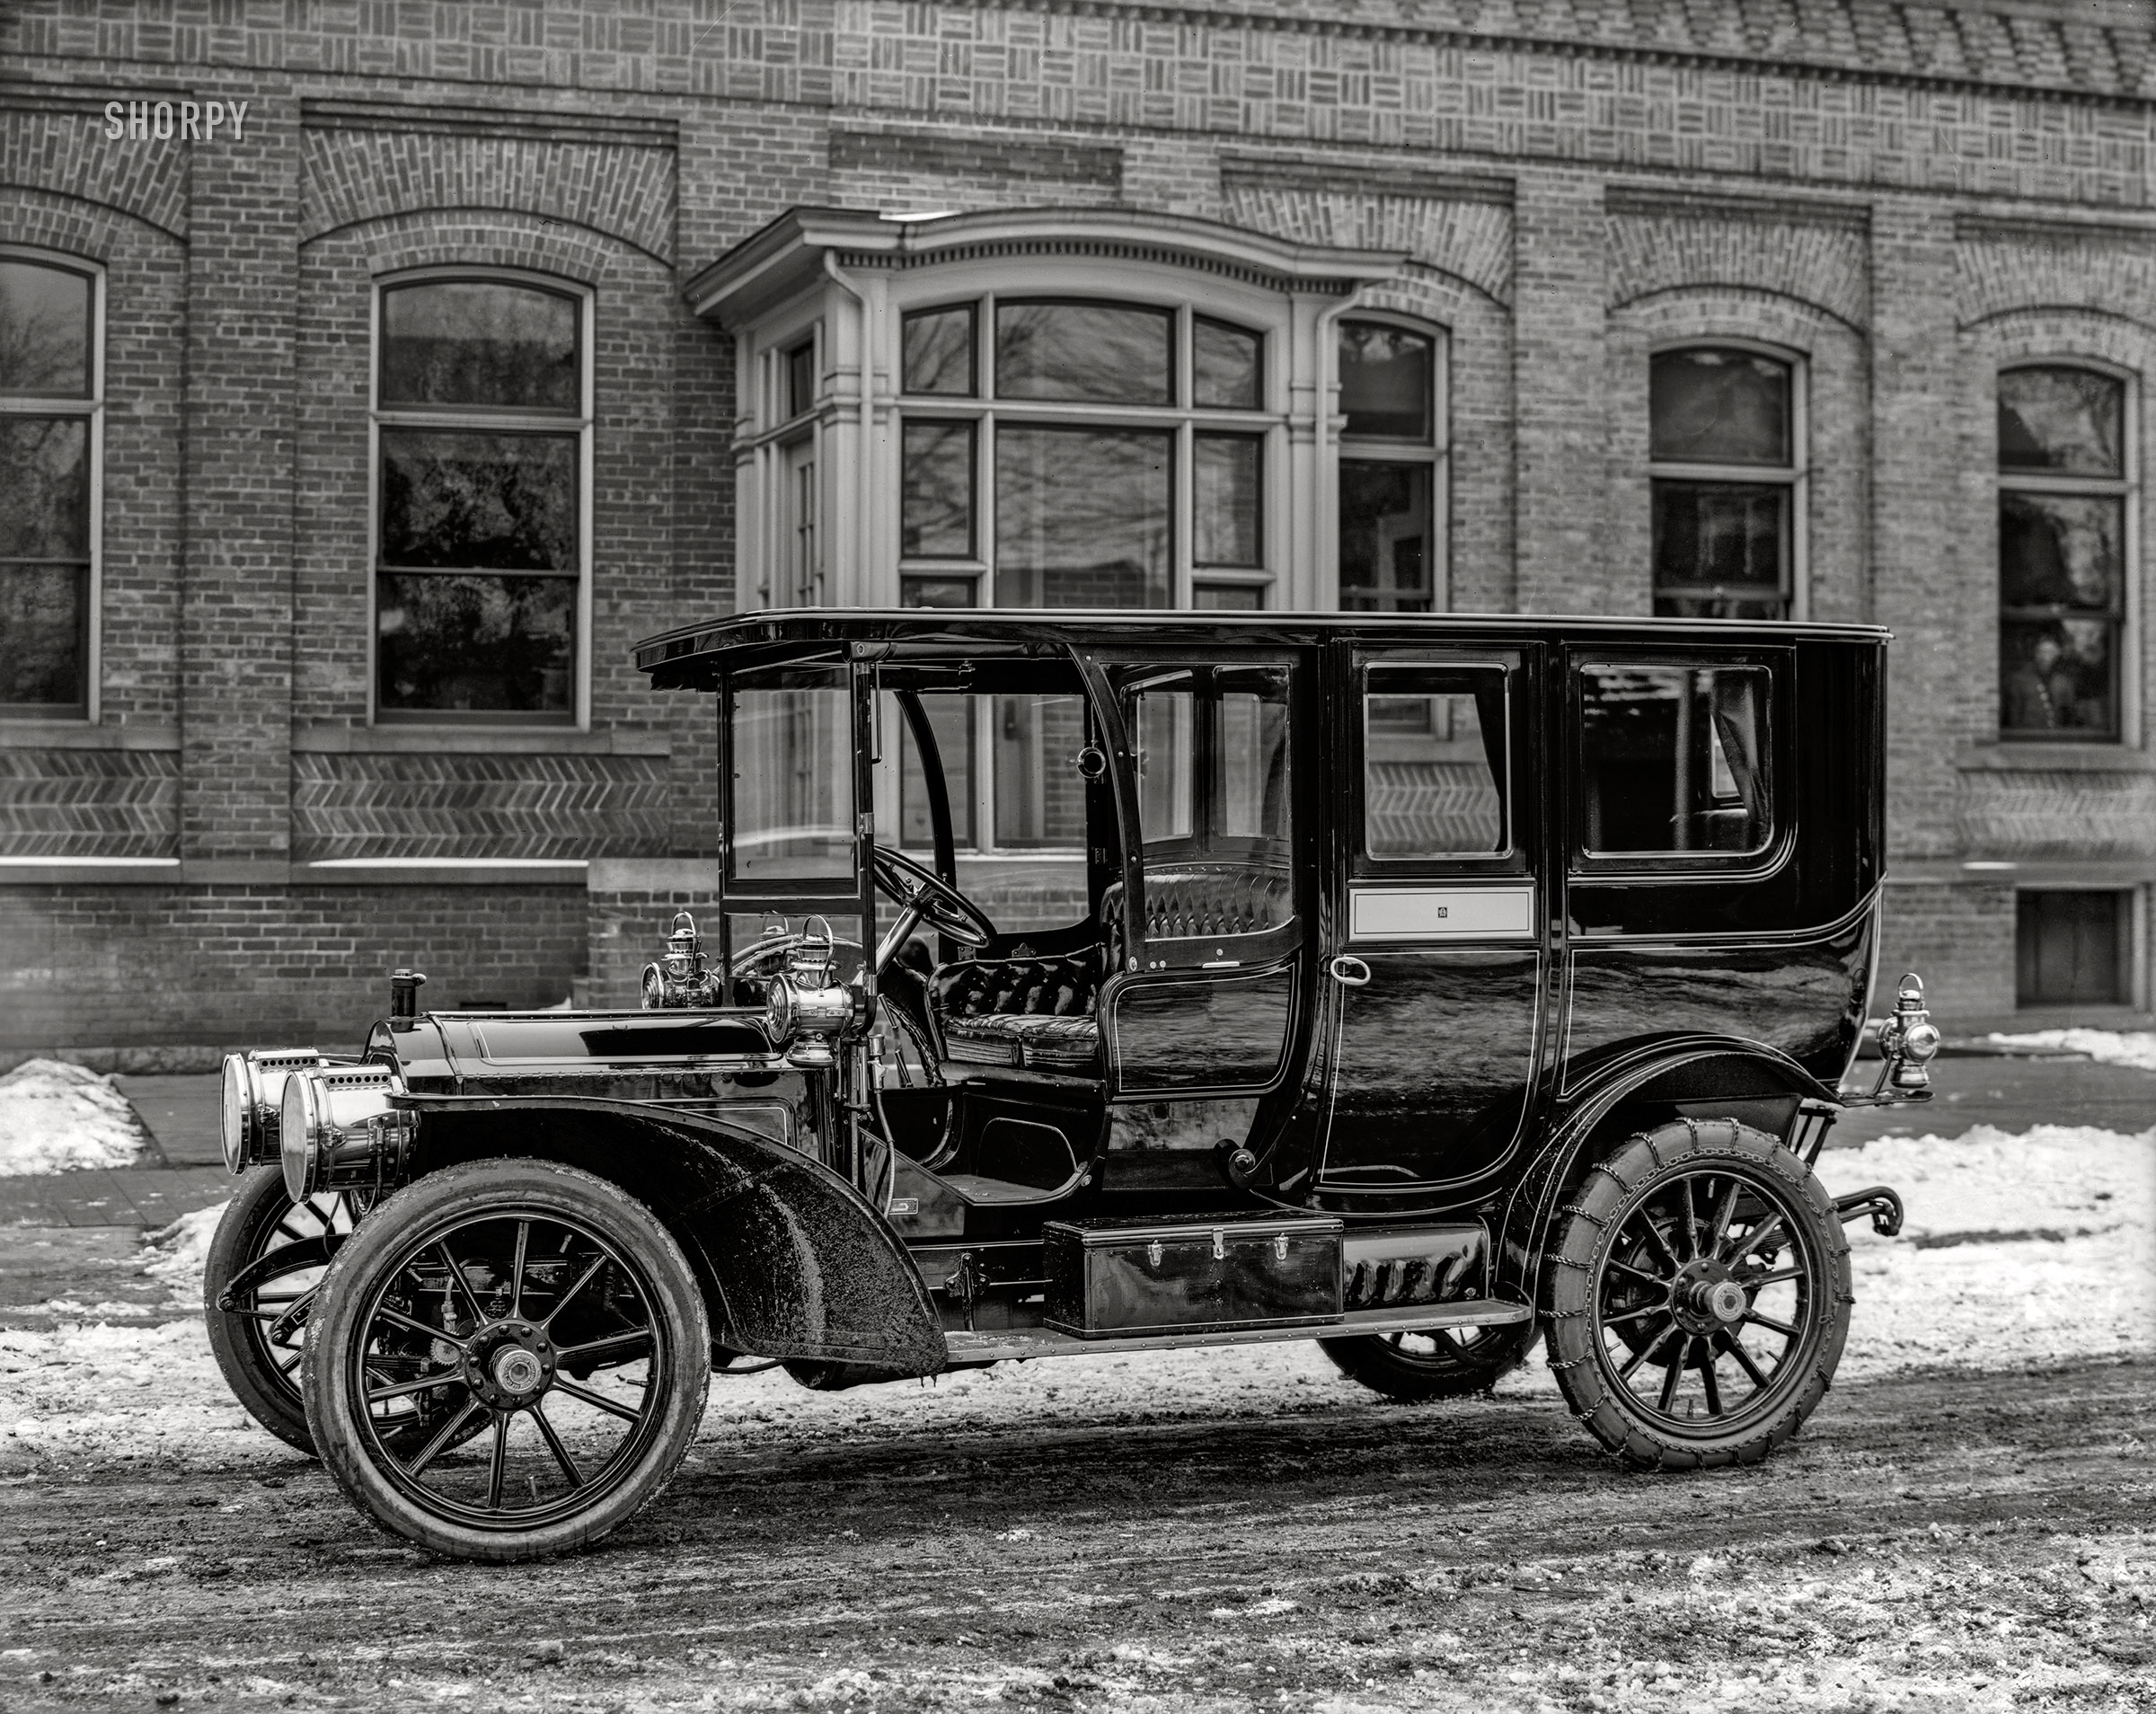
[929,955,1100,1071]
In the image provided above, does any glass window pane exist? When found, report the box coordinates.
[0,564,85,709]
[729,674,857,882]
[1339,322,1433,441]
[1195,434,1261,568]
[897,691,976,852]
[1364,666,1507,858]
[2017,891,2128,1005]
[379,429,579,570]
[1649,349,1790,465]
[376,572,575,716]
[2000,620,2118,738]
[1194,583,1263,611]
[1217,676,1292,845]
[903,305,976,397]
[994,692,1089,848]
[1651,481,1788,617]
[0,261,93,396]
[1578,666,1772,855]
[994,427,1171,608]
[1999,367,2123,476]
[994,302,1171,405]
[901,421,974,559]
[0,418,90,558]
[901,574,977,609]
[1339,461,1433,612]
[1129,680,1196,845]
[379,282,579,411]
[1194,318,1261,410]
[2000,491,2123,614]
[786,342,815,419]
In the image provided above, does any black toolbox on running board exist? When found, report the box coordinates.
[1043,1213,1345,1337]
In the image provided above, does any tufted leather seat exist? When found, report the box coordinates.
[1131,864,1294,942]
[930,955,1100,1070]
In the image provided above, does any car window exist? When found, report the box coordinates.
[1577,663,1771,856]
[729,668,856,883]
[1360,664,1509,859]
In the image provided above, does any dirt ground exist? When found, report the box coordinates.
[0,1351,2149,1712]
[2,1062,2152,1712]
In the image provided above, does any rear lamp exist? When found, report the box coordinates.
[279,1064,419,1202]
[219,1048,325,1174]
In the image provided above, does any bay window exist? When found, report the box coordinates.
[0,252,99,718]
[372,275,589,724]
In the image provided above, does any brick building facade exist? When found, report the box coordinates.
[2,0,2152,1064]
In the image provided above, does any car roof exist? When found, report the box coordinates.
[635,607,1890,685]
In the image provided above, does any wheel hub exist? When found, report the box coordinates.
[461,1319,556,1408]
[1670,1260,1749,1335]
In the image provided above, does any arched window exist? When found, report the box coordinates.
[1996,364,2131,742]
[372,274,589,725]
[1336,318,1444,614]
[0,252,100,718]
[1649,345,1802,620]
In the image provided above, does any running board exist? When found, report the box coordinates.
[943,1300,1533,1365]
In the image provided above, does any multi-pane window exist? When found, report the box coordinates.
[1649,348,1800,621]
[1337,320,1442,614]
[374,277,587,723]
[1997,366,2131,741]
[0,254,98,717]
[897,297,1270,615]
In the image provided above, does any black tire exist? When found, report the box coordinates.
[1319,1321,1540,1402]
[304,1159,711,1562]
[1543,1118,1851,1471]
[203,1167,366,1453]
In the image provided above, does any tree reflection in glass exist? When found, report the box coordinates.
[376,572,575,716]
[994,303,1171,405]
[994,427,1171,608]
[380,282,579,411]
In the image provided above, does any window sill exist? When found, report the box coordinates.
[293,723,670,757]
[0,722,180,751]
[1957,743,2154,773]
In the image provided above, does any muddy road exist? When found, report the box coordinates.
[4,1352,2151,1711]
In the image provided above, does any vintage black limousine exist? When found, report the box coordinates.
[208,610,1933,1559]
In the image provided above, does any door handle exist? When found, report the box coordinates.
[1327,954,1372,987]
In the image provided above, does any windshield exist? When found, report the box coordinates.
[729,667,856,883]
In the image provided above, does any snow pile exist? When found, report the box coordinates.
[141,1201,229,1309]
[0,1059,148,1176]
[1986,1028,2156,1072]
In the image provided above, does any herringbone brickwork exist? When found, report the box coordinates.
[292,754,671,862]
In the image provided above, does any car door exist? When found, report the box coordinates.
[1313,641,1549,1190]
[1096,654,1311,1153]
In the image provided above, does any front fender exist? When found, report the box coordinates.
[1495,1035,1841,1303]
[402,1095,946,1377]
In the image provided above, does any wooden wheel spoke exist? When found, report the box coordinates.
[552,1377,646,1425]
[1601,1304,1665,1330]
[1716,1330,1772,1392]
[1743,1268,1803,1288]
[1699,1345,1726,1418]
[1657,1340,1688,1412]
[402,1398,487,1478]
[436,1241,488,1330]
[530,1402,585,1490]
[1605,1258,1670,1290]
[557,1328,653,1367]
[1634,1213,1683,1275]
[1707,1179,1742,1254]
[1745,1309,1798,1339]
[373,1303,449,1345]
[1722,1212,1785,1264]
[508,1221,530,1320]
[1616,1319,1679,1383]
[367,1371,464,1404]
[1677,1177,1700,1262]
[485,1412,509,1510]
[542,1254,609,1330]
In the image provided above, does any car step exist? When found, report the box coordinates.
[943,1300,1533,1365]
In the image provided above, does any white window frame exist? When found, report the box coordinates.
[1333,311,1449,615]
[0,245,104,724]
[888,285,1288,616]
[1995,358,2140,748]
[1647,338,1808,622]
[366,267,595,729]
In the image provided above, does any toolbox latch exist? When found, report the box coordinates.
[1211,1227,1225,1260]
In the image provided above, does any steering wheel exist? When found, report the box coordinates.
[872,846,995,971]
